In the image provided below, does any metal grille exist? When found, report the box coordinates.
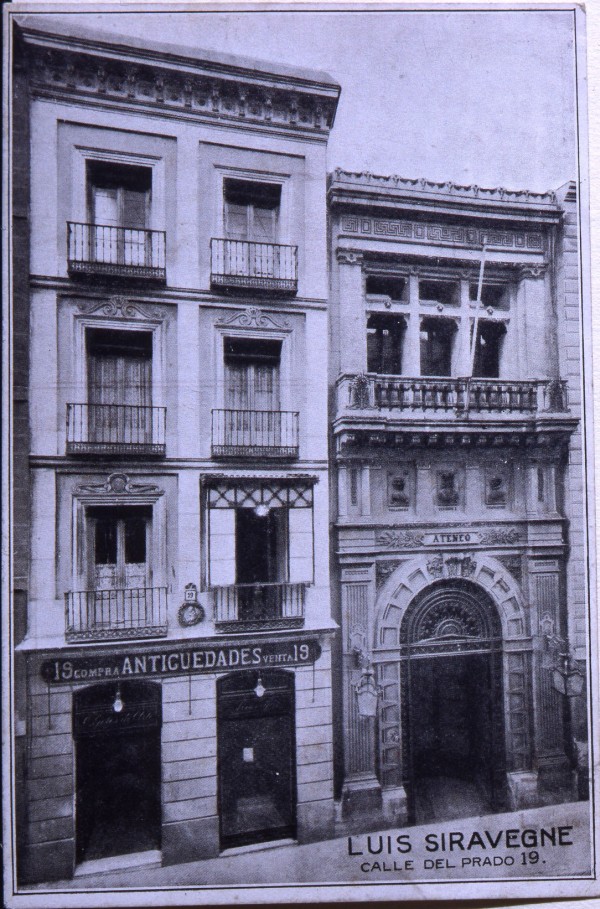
[66,403,166,456]
[67,222,166,281]
[65,587,168,642]
[211,238,297,293]
[211,409,299,458]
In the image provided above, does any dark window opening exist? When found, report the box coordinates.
[86,328,153,360]
[366,275,406,300]
[473,322,506,379]
[420,318,456,377]
[224,337,282,366]
[367,314,405,375]
[88,506,152,589]
[537,467,545,503]
[235,508,288,586]
[470,283,508,308]
[86,329,152,410]
[419,279,458,306]
[349,468,359,506]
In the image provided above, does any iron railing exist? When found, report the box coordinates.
[213,582,305,632]
[65,587,168,642]
[337,374,569,415]
[66,403,166,456]
[210,238,298,293]
[67,222,166,281]
[211,409,299,458]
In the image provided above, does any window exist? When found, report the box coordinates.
[419,279,458,307]
[473,322,506,379]
[224,179,281,243]
[87,505,152,591]
[224,338,281,412]
[87,161,151,230]
[86,328,153,443]
[420,318,456,376]
[367,314,405,374]
[366,275,406,301]
[470,282,509,310]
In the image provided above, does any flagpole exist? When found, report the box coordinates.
[469,242,488,378]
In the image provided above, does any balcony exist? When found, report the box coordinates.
[212,582,305,633]
[67,404,166,457]
[65,587,168,642]
[334,374,574,451]
[211,409,299,459]
[67,222,166,282]
[210,239,298,294]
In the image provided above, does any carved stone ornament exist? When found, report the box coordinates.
[426,555,477,580]
[77,297,166,321]
[377,529,425,548]
[75,473,164,497]
[517,264,547,281]
[215,307,290,331]
[335,248,364,266]
[480,527,522,545]
[376,560,402,588]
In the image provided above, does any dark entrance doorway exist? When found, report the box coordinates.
[74,681,161,864]
[218,669,296,849]
[400,580,505,823]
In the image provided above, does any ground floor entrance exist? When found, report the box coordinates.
[407,652,503,822]
[74,681,162,864]
[217,669,296,850]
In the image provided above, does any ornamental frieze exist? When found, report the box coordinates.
[376,526,522,550]
[340,214,544,252]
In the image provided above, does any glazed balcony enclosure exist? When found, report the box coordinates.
[65,587,168,642]
[67,222,167,282]
[211,409,299,459]
[210,238,298,294]
[66,403,166,457]
[212,582,306,633]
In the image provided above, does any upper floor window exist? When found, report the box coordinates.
[224,337,282,411]
[366,275,406,302]
[472,321,506,379]
[224,179,281,244]
[367,314,405,375]
[89,504,152,592]
[420,317,456,377]
[87,161,152,230]
[87,328,153,409]
[470,282,510,310]
[419,279,459,307]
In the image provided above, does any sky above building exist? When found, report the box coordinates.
[38,7,578,193]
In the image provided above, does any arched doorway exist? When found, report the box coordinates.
[217,669,296,850]
[400,580,505,823]
[73,681,162,864]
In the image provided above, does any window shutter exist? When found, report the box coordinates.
[288,508,314,584]
[208,508,236,587]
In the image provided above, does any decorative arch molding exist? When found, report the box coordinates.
[374,552,528,651]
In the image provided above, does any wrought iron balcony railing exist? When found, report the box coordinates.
[211,409,299,458]
[337,374,569,416]
[66,403,166,456]
[65,587,168,642]
[67,222,166,281]
[210,238,298,293]
[212,582,305,632]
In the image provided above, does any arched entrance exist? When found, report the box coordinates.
[217,669,296,849]
[73,681,162,864]
[400,580,505,823]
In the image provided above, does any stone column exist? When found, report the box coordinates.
[516,265,549,378]
[456,276,473,376]
[403,268,421,375]
[336,250,366,375]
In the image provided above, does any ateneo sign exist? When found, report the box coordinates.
[41,639,322,684]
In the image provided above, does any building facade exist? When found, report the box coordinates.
[328,171,586,830]
[14,19,339,882]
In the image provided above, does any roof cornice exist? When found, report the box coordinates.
[16,21,340,139]
[328,169,564,223]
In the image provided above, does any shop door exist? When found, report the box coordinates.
[74,682,161,864]
[218,670,296,849]
[407,652,501,822]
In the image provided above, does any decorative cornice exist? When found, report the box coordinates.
[517,264,548,280]
[21,35,339,137]
[75,473,164,497]
[215,306,290,331]
[77,296,167,321]
[331,169,558,207]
